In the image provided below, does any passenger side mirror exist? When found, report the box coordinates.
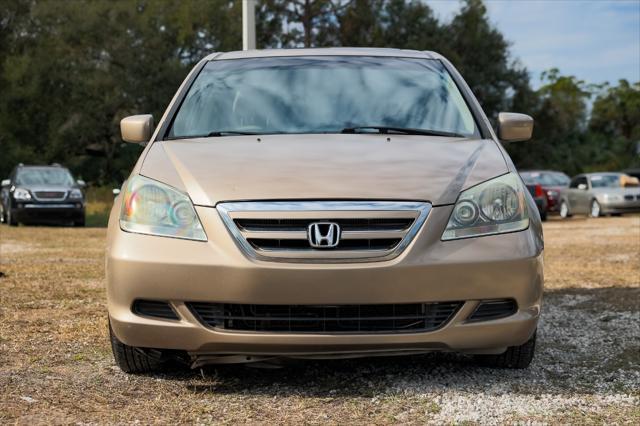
[498,112,534,142]
[76,179,86,188]
[577,183,588,190]
[1,179,9,187]
[120,114,154,143]
[112,188,121,196]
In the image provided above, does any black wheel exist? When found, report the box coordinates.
[7,208,18,226]
[109,320,164,374]
[475,330,536,369]
[74,219,85,227]
[559,200,572,219]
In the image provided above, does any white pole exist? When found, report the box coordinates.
[242,0,256,50]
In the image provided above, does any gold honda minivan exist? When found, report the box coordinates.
[107,48,543,373]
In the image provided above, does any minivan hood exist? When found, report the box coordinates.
[140,134,508,206]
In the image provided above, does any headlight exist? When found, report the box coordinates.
[13,188,32,201]
[442,173,529,241]
[69,189,83,200]
[120,175,207,241]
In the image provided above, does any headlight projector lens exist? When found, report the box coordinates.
[453,200,479,225]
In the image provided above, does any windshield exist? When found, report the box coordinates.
[16,168,75,186]
[590,174,622,188]
[521,171,570,186]
[169,56,479,138]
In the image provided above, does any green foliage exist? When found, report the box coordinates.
[0,0,637,184]
[0,0,241,184]
[587,80,640,170]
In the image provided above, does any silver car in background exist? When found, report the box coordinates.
[559,173,640,218]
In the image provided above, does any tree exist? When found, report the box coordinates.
[442,0,528,121]
[588,80,640,170]
[0,0,633,183]
[0,0,242,184]
[273,0,353,47]
[506,69,591,174]
[337,0,385,47]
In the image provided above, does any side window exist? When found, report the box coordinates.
[569,177,580,188]
[570,177,588,188]
[579,177,589,188]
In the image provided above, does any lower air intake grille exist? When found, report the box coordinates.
[186,302,462,333]
[132,300,179,320]
[467,299,517,322]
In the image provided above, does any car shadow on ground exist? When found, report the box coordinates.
[149,286,639,399]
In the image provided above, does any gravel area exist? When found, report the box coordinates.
[0,216,638,424]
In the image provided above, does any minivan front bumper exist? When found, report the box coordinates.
[106,203,543,358]
[13,202,84,224]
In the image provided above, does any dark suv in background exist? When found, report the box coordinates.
[0,164,85,226]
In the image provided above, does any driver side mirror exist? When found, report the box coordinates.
[1,179,9,187]
[498,112,534,142]
[577,183,588,190]
[120,114,154,143]
[76,179,86,188]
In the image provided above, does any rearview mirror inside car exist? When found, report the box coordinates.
[120,114,154,143]
[498,112,534,142]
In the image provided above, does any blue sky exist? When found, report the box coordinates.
[427,0,640,87]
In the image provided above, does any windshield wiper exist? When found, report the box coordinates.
[164,131,261,140]
[340,126,465,138]
[206,130,261,137]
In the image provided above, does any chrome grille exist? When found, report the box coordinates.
[216,201,431,262]
[33,191,67,201]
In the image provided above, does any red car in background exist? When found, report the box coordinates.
[520,170,571,217]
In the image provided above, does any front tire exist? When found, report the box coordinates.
[109,320,164,374]
[7,208,18,226]
[559,201,572,219]
[475,330,536,369]
[590,200,601,218]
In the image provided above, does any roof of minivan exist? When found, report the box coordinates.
[205,48,442,61]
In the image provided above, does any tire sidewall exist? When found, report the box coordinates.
[590,200,601,218]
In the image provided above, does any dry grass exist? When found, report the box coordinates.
[0,216,638,424]
[543,216,640,289]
